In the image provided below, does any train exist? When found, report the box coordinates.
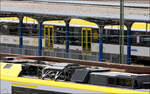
[0,57,150,94]
[0,17,150,64]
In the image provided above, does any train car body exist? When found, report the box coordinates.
[0,62,149,94]
[0,17,150,64]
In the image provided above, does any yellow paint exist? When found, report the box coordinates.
[23,16,37,23]
[44,25,54,51]
[45,19,97,27]
[0,16,37,23]
[0,76,148,94]
[32,39,38,46]
[16,39,19,44]
[81,28,92,55]
[0,17,19,21]
[105,23,150,31]
[132,22,150,31]
[0,62,148,94]
[0,62,21,77]
[0,17,149,31]
[12,83,38,88]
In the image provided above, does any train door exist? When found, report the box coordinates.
[44,25,54,51]
[81,28,92,54]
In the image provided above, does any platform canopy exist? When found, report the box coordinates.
[0,0,149,22]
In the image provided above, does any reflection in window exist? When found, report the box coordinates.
[12,87,70,94]
[87,30,91,52]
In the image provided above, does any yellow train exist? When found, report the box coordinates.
[0,62,149,94]
[0,17,150,64]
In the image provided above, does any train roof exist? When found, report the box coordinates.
[0,62,21,77]
[0,62,149,94]
[0,17,150,32]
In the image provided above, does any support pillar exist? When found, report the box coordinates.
[65,19,70,58]
[19,17,23,54]
[38,20,43,56]
[98,25,104,62]
[126,22,133,65]
[120,0,125,64]
[90,20,105,62]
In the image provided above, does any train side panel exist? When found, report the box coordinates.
[0,80,12,94]
[0,35,149,57]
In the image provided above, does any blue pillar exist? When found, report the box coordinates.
[65,20,70,58]
[127,26,132,64]
[19,17,23,54]
[38,21,43,56]
[98,26,104,61]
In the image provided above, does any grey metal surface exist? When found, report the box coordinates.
[0,80,12,94]
[0,1,149,22]
[32,0,150,8]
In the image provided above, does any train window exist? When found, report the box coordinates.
[4,64,13,69]
[106,30,119,44]
[69,27,81,46]
[50,28,52,43]
[8,23,19,35]
[31,25,38,36]
[125,79,132,86]
[130,32,137,45]
[131,31,150,47]
[49,27,54,49]
[140,35,150,46]
[124,31,127,45]
[12,87,69,94]
[0,24,9,35]
[30,89,69,94]
[87,30,92,52]
[23,24,31,36]
[82,29,86,51]
[108,78,116,85]
[44,27,49,49]
[12,87,27,94]
[103,29,109,43]
[117,78,126,86]
[55,26,65,44]
[117,78,132,87]
[13,91,26,94]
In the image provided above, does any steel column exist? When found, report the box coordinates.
[127,28,131,64]
[120,0,125,64]
[98,26,104,61]
[38,21,43,56]
[65,20,70,58]
[19,17,23,54]
[126,23,133,64]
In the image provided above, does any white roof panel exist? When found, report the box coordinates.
[1,1,150,22]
